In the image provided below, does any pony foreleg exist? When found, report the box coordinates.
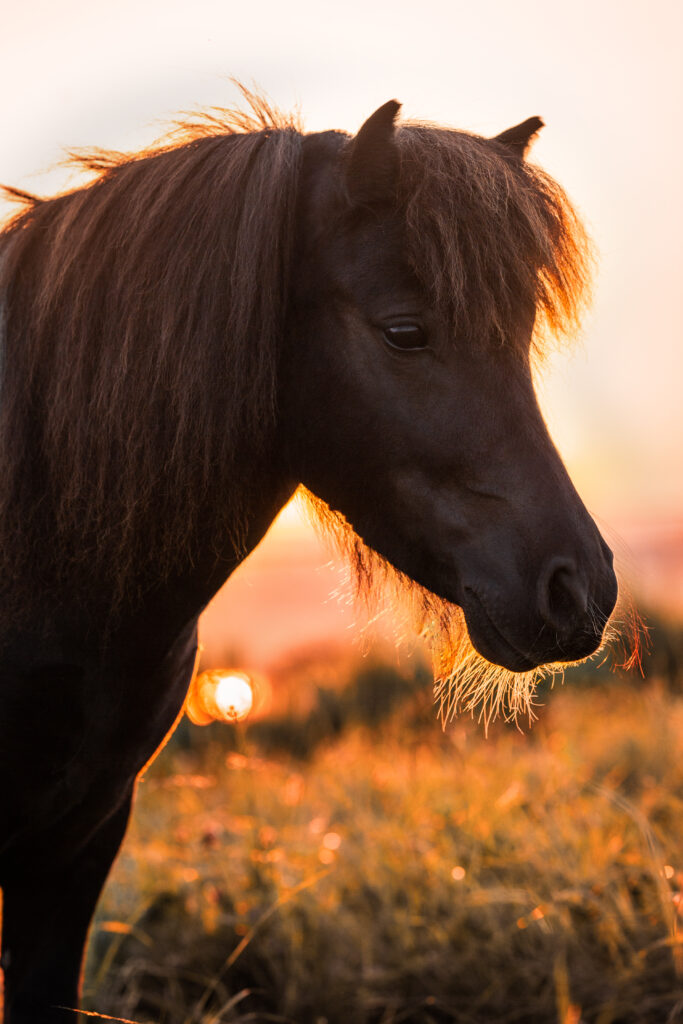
[1,788,133,1024]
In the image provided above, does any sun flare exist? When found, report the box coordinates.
[213,673,254,721]
[186,669,254,725]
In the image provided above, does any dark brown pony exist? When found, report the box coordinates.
[0,89,617,1021]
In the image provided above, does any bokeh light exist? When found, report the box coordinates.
[213,674,253,721]
[185,669,256,725]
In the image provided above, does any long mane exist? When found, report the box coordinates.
[0,89,303,627]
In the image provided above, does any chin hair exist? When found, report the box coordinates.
[298,487,637,729]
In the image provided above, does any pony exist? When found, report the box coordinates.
[0,87,617,1021]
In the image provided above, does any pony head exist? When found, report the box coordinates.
[282,101,618,721]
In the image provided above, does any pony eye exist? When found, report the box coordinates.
[383,324,428,351]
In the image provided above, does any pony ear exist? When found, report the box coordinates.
[493,116,544,158]
[346,100,402,204]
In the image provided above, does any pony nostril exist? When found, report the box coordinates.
[538,557,589,632]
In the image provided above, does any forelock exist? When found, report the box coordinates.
[394,124,593,357]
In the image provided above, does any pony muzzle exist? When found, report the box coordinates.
[462,549,618,673]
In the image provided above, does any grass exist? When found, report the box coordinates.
[83,652,683,1024]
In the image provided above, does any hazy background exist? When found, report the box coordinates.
[1,0,681,666]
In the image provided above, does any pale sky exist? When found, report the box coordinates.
[1,0,682,527]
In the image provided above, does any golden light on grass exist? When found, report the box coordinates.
[98,921,133,936]
[96,673,683,1019]
[186,669,254,725]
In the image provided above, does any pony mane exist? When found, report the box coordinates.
[0,87,303,627]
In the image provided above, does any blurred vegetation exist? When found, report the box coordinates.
[560,609,683,693]
[173,659,434,761]
[84,611,683,1023]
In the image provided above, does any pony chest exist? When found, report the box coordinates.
[0,622,198,850]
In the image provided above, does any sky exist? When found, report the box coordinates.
[1,0,682,651]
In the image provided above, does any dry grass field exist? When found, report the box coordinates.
[83,623,683,1024]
